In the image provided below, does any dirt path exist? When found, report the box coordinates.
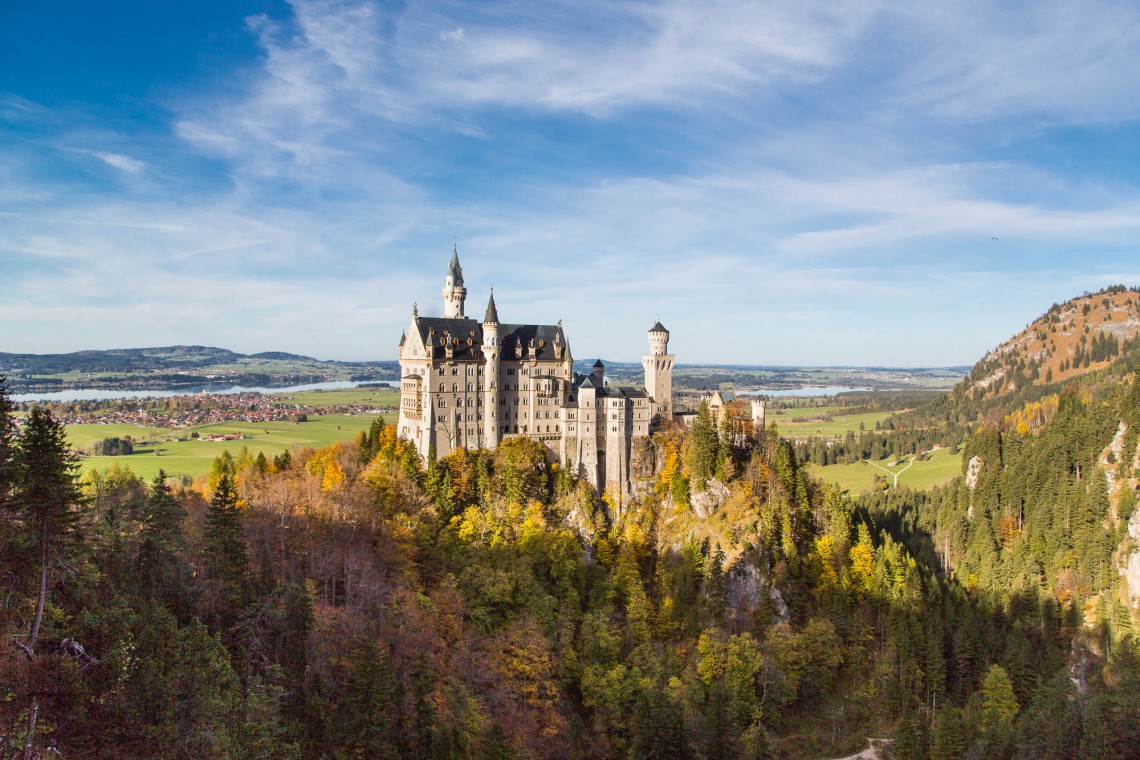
[867,456,914,488]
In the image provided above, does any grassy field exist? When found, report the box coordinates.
[774,409,897,439]
[72,412,389,481]
[274,386,399,408]
[770,407,902,442]
[807,447,962,494]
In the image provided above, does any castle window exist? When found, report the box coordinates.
[452,384,458,392]
[438,384,444,392]
[438,415,446,422]
[467,383,473,392]
[452,368,458,375]
[439,399,447,408]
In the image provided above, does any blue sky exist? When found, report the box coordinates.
[3,0,1140,365]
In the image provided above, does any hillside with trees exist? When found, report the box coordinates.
[916,286,1140,427]
[4,353,1140,759]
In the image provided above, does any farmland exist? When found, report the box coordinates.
[806,446,963,494]
[68,386,398,480]
[767,397,963,494]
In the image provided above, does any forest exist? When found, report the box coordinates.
[2,365,1140,759]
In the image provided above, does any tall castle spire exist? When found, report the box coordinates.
[442,244,467,317]
[484,288,499,324]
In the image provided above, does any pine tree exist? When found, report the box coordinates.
[688,402,718,491]
[0,375,15,510]
[136,470,193,616]
[201,472,251,634]
[12,406,85,757]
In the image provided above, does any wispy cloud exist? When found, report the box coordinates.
[89,151,145,174]
[4,0,1140,365]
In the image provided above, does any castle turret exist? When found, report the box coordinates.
[482,290,501,447]
[642,321,673,424]
[592,359,605,383]
[751,397,766,438]
[442,245,467,317]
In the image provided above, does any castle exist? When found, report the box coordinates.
[397,248,674,496]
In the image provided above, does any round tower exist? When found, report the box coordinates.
[442,245,467,317]
[642,321,674,424]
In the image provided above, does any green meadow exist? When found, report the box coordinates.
[807,446,962,494]
[771,409,897,439]
[273,386,400,408]
[72,412,389,481]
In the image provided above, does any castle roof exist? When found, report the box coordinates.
[414,316,483,360]
[447,246,463,284]
[484,291,499,323]
[409,316,569,362]
[650,321,669,333]
[499,323,568,361]
[593,359,605,368]
[567,371,648,401]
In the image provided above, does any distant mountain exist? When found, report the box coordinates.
[248,351,316,361]
[926,285,1140,424]
[0,346,400,392]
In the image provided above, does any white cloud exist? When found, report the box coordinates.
[6,0,1140,366]
[89,151,145,174]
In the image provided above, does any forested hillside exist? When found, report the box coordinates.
[919,286,1140,427]
[3,369,1140,759]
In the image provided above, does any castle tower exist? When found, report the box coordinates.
[442,245,467,317]
[642,321,673,423]
[482,290,501,448]
[751,397,766,437]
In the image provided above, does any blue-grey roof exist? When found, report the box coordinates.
[447,246,463,284]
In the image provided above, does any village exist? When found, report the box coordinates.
[17,391,393,430]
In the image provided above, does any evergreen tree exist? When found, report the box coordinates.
[0,375,15,510]
[136,470,193,616]
[930,706,968,760]
[11,406,85,756]
[688,402,718,491]
[335,632,401,759]
[629,684,689,759]
[201,472,252,635]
